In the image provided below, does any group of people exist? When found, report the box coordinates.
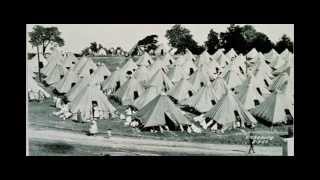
[28,90,46,102]
[52,97,72,120]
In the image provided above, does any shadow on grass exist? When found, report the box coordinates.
[41,142,75,154]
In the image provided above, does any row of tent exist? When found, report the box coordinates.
[27,47,294,131]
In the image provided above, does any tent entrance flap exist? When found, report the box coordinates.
[284,109,294,124]
[164,112,179,130]
[133,91,139,100]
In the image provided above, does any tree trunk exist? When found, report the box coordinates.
[37,46,42,82]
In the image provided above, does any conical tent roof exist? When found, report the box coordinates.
[188,65,211,91]
[44,64,66,85]
[235,76,266,110]
[113,77,145,105]
[97,48,107,56]
[136,53,153,66]
[279,80,294,105]
[28,53,48,74]
[196,51,211,67]
[90,64,111,85]
[167,65,187,84]
[160,53,175,66]
[101,68,127,92]
[62,53,78,70]
[66,76,94,101]
[134,65,151,83]
[223,69,244,90]
[204,90,257,129]
[181,85,218,113]
[145,69,174,92]
[134,93,191,128]
[211,77,229,100]
[236,73,271,97]
[78,58,98,77]
[121,58,138,75]
[269,55,286,70]
[149,58,169,76]
[70,85,116,120]
[250,90,293,124]
[173,55,186,66]
[254,56,273,78]
[53,71,79,93]
[41,54,64,77]
[181,58,197,76]
[225,48,238,59]
[216,53,230,67]
[246,48,258,59]
[269,72,289,91]
[28,72,50,99]
[264,49,279,64]
[207,58,221,74]
[73,57,89,73]
[223,61,246,79]
[254,68,273,88]
[185,49,196,62]
[272,55,293,76]
[211,49,224,61]
[133,86,161,110]
[167,78,196,102]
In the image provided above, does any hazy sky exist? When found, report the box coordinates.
[26,24,294,53]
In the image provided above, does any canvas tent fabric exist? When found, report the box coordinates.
[167,65,187,84]
[53,71,79,94]
[134,65,151,83]
[66,76,93,101]
[90,64,112,85]
[246,48,259,59]
[173,55,186,66]
[41,52,64,77]
[269,72,289,92]
[136,53,153,66]
[211,77,229,100]
[236,73,271,97]
[188,65,211,91]
[196,51,211,67]
[185,49,196,62]
[121,58,138,75]
[149,58,169,76]
[235,76,266,110]
[154,43,168,56]
[225,48,238,59]
[207,58,221,74]
[77,58,98,77]
[113,77,145,105]
[181,85,219,113]
[62,53,78,70]
[167,78,196,103]
[223,69,245,90]
[264,49,279,63]
[70,85,116,120]
[72,57,89,74]
[250,90,294,124]
[211,49,225,61]
[269,55,287,70]
[101,68,128,92]
[181,58,198,77]
[145,69,174,92]
[132,86,161,110]
[160,53,175,66]
[253,56,274,78]
[97,48,107,56]
[134,93,191,129]
[204,90,257,129]
[44,64,66,85]
[28,73,50,100]
[253,68,273,89]
[216,53,230,68]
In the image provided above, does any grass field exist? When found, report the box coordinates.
[29,56,291,148]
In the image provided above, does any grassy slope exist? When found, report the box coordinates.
[29,56,291,147]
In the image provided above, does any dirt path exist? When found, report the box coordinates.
[27,126,283,156]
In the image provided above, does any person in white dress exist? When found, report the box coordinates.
[88,120,98,136]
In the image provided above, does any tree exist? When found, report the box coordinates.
[251,32,275,53]
[89,42,99,54]
[220,24,248,54]
[29,25,64,82]
[29,25,64,57]
[275,35,294,53]
[165,24,203,55]
[205,29,220,55]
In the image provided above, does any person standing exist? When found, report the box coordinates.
[88,120,98,136]
[248,132,255,154]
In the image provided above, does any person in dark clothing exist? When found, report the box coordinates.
[248,132,255,154]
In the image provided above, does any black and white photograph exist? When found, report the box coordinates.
[26,24,294,156]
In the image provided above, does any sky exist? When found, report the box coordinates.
[26,24,294,53]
